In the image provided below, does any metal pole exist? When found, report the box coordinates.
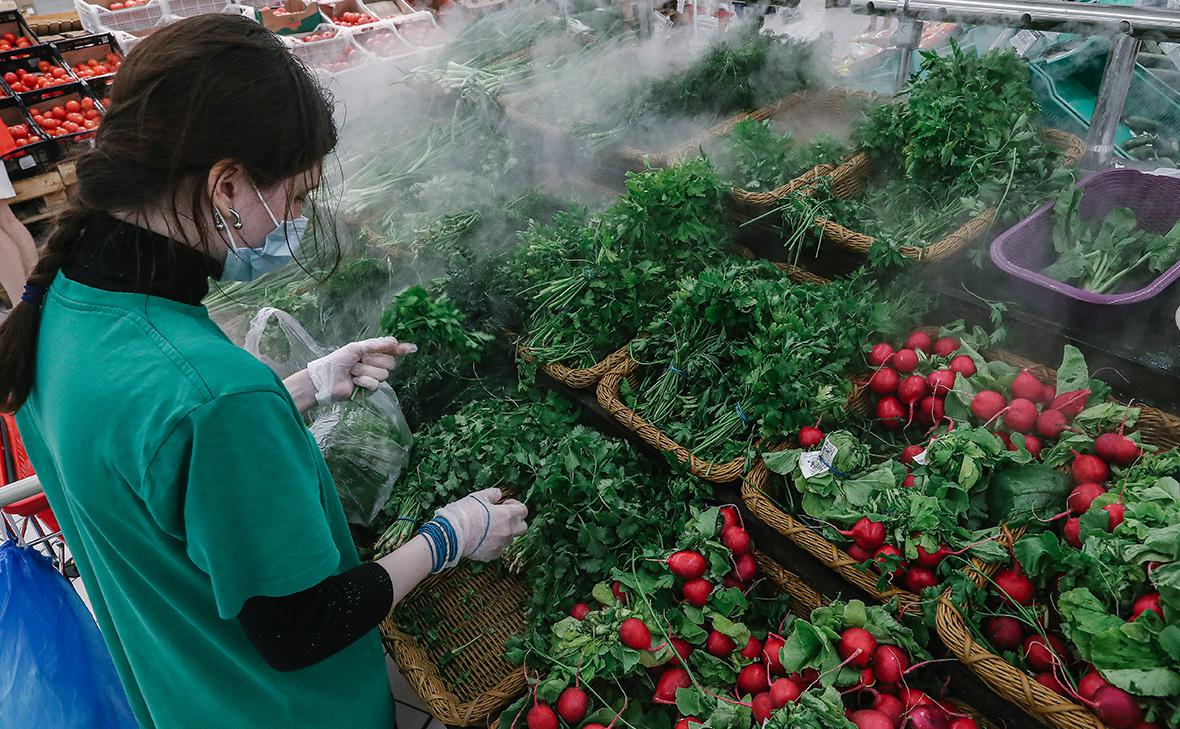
[893,16,925,90]
[1084,32,1143,167]
[637,0,652,37]
[0,475,42,509]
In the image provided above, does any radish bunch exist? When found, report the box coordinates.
[864,330,964,432]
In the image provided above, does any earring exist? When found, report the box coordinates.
[213,209,226,231]
[228,208,243,230]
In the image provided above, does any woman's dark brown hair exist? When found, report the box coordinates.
[0,13,338,412]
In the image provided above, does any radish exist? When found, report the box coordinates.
[949,355,977,378]
[763,634,785,675]
[570,603,591,620]
[705,630,736,657]
[902,474,916,488]
[900,688,933,712]
[1089,685,1143,728]
[736,663,769,695]
[901,445,926,465]
[654,667,691,703]
[950,719,979,729]
[933,337,960,357]
[674,719,701,729]
[1067,483,1106,514]
[971,391,1006,423]
[1042,384,1057,404]
[848,544,873,562]
[907,705,949,729]
[723,527,752,556]
[556,687,589,724]
[893,349,919,374]
[898,375,929,405]
[769,677,802,707]
[1037,410,1068,440]
[838,627,877,668]
[839,517,886,552]
[927,369,956,396]
[1064,517,1082,548]
[682,578,712,607]
[905,331,933,353]
[997,431,1015,450]
[1130,593,1163,620]
[720,505,740,530]
[741,636,762,660]
[1012,370,1045,402]
[1034,672,1067,696]
[1079,670,1109,699]
[868,343,894,367]
[751,692,773,722]
[1104,502,1125,530]
[1003,398,1038,433]
[873,644,910,684]
[904,566,939,592]
[873,693,904,725]
[1023,634,1068,673]
[526,704,558,729]
[722,574,742,589]
[1051,389,1091,419]
[1095,432,1140,466]
[874,544,906,577]
[732,553,758,582]
[1020,433,1044,459]
[849,709,894,729]
[799,426,825,448]
[611,581,627,604]
[670,637,693,663]
[668,550,708,579]
[994,568,1035,606]
[916,396,945,428]
[619,618,652,650]
[877,397,906,430]
[984,615,1025,651]
[869,368,901,396]
[915,544,950,568]
[1072,451,1110,483]
[798,668,819,686]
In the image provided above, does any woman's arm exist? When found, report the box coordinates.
[282,369,318,416]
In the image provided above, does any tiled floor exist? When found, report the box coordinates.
[387,655,447,729]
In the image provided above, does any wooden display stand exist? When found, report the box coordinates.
[12,160,74,227]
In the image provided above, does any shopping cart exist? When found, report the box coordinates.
[0,413,70,576]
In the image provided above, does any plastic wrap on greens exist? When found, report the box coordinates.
[311,386,413,526]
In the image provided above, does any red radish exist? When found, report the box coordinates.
[654,667,691,703]
[1020,433,1044,458]
[611,581,627,604]
[1104,502,1125,530]
[873,693,904,725]
[769,677,802,707]
[668,550,708,579]
[877,397,906,430]
[1012,370,1044,402]
[526,704,558,729]
[671,637,693,663]
[904,566,939,592]
[705,630,736,657]
[898,375,929,405]
[848,544,873,562]
[868,343,894,367]
[1023,634,1068,673]
[1037,410,1069,440]
[1130,593,1163,620]
[763,634,785,675]
[933,337,960,357]
[1003,398,1039,433]
[997,431,1015,450]
[570,603,591,620]
[1034,672,1068,696]
[869,368,901,396]
[874,544,906,577]
[838,628,877,668]
[901,445,926,464]
[683,579,712,607]
[675,719,701,729]
[1079,670,1109,699]
[916,396,946,428]
[984,616,1025,651]
[971,391,1006,422]
[1095,432,1140,467]
[905,331,933,353]
[619,618,652,650]
[907,705,949,729]
[1064,517,1082,548]
[1052,389,1091,419]
[740,636,762,660]
[949,355,977,378]
[751,692,774,722]
[556,687,589,724]
[1068,483,1106,514]
[799,426,825,448]
[723,527,751,556]
[736,663,769,695]
[893,349,919,374]
[915,544,950,568]
[1072,452,1110,484]
[720,505,740,530]
[1089,685,1143,728]
[1041,384,1057,404]
[849,709,894,729]
[732,553,758,582]
[902,474,916,488]
[1130,723,1162,729]
[722,574,742,590]
[927,369,956,396]
[900,688,933,712]
[994,568,1035,606]
[798,668,819,686]
[873,644,910,684]
[840,517,886,552]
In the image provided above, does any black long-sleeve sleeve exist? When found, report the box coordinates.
[237,561,395,672]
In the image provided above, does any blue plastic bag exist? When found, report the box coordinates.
[0,542,137,729]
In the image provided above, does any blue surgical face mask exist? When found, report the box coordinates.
[219,184,308,282]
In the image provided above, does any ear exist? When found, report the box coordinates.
[207,160,246,216]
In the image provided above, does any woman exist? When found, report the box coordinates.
[0,164,38,307]
[0,14,527,729]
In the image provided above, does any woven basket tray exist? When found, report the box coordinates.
[519,344,631,390]
[594,263,829,483]
[811,129,1086,262]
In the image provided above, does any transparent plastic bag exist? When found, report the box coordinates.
[245,307,413,526]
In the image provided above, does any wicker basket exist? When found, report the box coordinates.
[594,263,829,482]
[811,129,1087,262]
[518,344,631,390]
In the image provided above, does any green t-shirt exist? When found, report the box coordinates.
[16,273,396,729]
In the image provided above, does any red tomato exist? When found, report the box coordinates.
[65,100,81,113]
[40,117,60,130]
[65,112,84,125]
[110,2,125,8]
[81,97,95,110]
[15,38,29,48]
[26,134,40,143]
[83,119,97,130]
[2,33,14,43]
[62,121,80,133]
[2,72,16,85]
[84,109,100,120]
[35,77,49,88]
[9,123,27,136]
[50,66,66,78]
[37,61,50,72]
[51,106,66,120]
[0,43,11,51]
[10,82,26,93]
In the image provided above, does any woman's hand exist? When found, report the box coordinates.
[307,337,417,405]
[435,488,529,563]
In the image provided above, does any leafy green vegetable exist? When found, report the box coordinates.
[712,118,847,192]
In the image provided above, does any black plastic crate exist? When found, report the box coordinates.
[0,10,41,54]
[52,34,122,82]
[85,76,111,110]
[0,95,58,180]
[0,45,76,98]
[22,82,103,147]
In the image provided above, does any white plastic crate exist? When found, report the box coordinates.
[285,23,368,72]
[317,0,382,27]
[348,19,419,59]
[166,0,231,18]
[74,0,167,33]
[388,10,442,49]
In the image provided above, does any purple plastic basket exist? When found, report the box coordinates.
[990,168,1180,305]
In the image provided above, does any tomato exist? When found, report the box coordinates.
[2,33,14,43]
[65,100,81,113]
[36,61,49,72]
[110,2,125,8]
[35,78,49,88]
[0,43,11,52]
[83,109,99,120]
[64,112,83,125]
[83,119,97,130]
[9,123,27,136]
[40,117,60,130]
[15,38,29,48]
[9,82,25,93]
[61,121,79,134]
[81,97,95,110]
[50,67,66,78]
[2,72,15,85]
[50,106,66,120]
[26,134,40,143]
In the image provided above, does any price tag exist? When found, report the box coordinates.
[18,155,34,170]
[1010,29,1042,58]
[799,451,829,479]
[820,438,838,464]
[912,449,928,466]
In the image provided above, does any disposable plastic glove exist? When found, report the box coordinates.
[306,337,417,405]
[434,488,528,566]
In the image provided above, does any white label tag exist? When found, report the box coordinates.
[820,438,838,464]
[1010,29,1042,58]
[799,451,830,479]
[912,449,929,465]
[18,155,34,170]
